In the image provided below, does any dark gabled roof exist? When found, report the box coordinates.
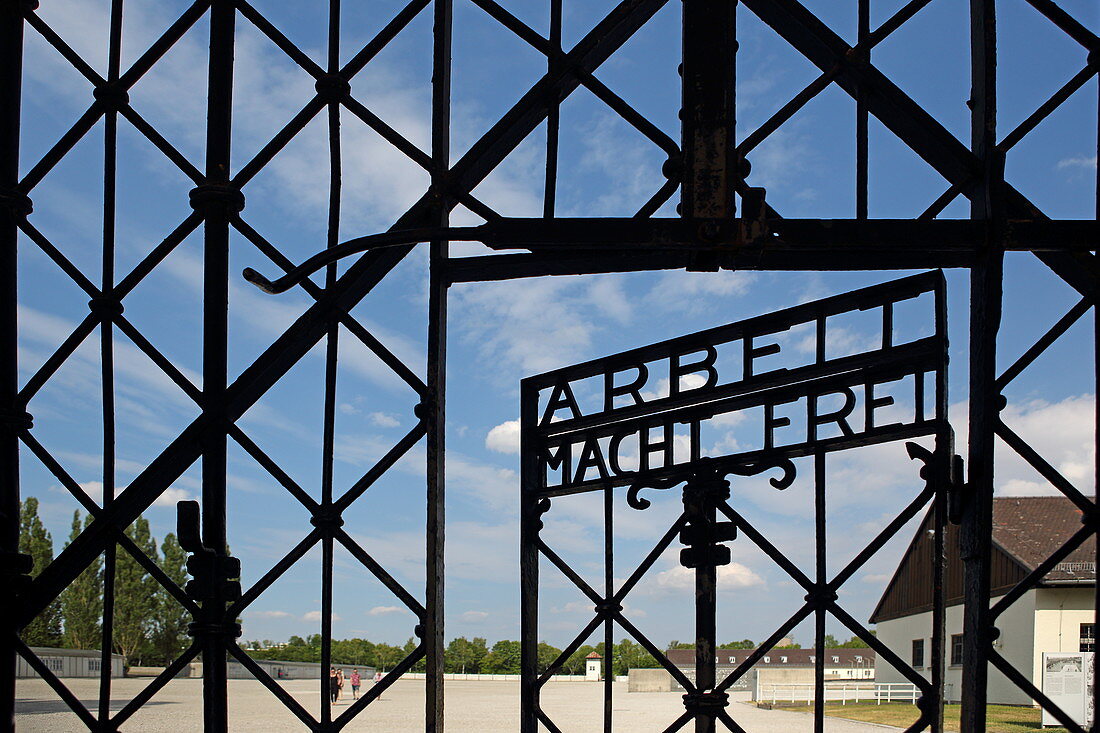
[870,496,1095,624]
[664,648,874,668]
[992,497,1095,582]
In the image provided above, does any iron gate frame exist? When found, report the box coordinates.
[519,271,954,732]
[0,0,1097,731]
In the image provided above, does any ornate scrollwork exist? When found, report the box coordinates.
[626,476,682,511]
[723,457,797,490]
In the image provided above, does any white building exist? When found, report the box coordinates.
[665,647,875,691]
[872,497,1095,705]
[17,647,124,678]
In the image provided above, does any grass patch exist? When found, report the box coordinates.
[815,701,1065,732]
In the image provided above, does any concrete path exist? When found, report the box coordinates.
[16,679,896,731]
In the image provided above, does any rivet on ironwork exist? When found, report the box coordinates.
[413,400,431,421]
[1089,49,1100,72]
[804,585,839,606]
[593,600,623,617]
[1080,509,1100,531]
[989,626,1001,642]
[414,623,425,639]
[0,188,32,218]
[0,408,33,432]
[92,82,130,111]
[315,73,351,103]
[309,511,345,532]
[681,690,729,714]
[995,394,1007,411]
[88,296,124,320]
[20,0,40,11]
[188,184,245,216]
[661,156,683,180]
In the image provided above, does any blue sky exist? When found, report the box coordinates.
[14,0,1098,674]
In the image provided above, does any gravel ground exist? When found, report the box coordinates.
[16,678,894,731]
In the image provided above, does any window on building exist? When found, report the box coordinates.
[764,656,771,663]
[44,658,63,673]
[1081,624,1096,653]
[912,639,924,668]
[831,656,839,664]
[728,656,735,664]
[809,656,815,663]
[855,655,863,663]
[951,634,964,666]
[87,659,101,672]
[781,656,788,663]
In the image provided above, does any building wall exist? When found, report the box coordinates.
[1032,587,1095,687]
[17,648,124,679]
[874,590,1035,705]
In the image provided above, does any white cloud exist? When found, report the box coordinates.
[369,412,401,428]
[339,403,360,415]
[485,420,520,455]
[368,606,404,617]
[653,563,765,591]
[153,486,193,508]
[302,610,340,622]
[1057,156,1097,171]
[461,611,489,622]
[250,610,292,619]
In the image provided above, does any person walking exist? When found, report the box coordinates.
[336,668,345,703]
[350,669,362,700]
[328,668,339,705]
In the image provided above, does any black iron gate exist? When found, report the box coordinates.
[3,0,1099,731]
[520,272,954,732]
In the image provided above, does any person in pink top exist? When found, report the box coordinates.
[350,669,362,700]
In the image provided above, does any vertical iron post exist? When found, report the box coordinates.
[0,1,24,730]
[519,388,541,733]
[813,452,826,733]
[681,0,737,271]
[930,283,951,733]
[97,1,124,723]
[961,2,1000,731]
[856,0,869,220]
[681,468,731,733]
[197,1,236,728]
[426,0,452,728]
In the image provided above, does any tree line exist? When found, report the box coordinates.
[243,636,666,677]
[19,497,190,668]
[20,494,868,673]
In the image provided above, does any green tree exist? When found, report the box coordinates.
[666,640,694,650]
[536,641,563,676]
[19,497,63,647]
[446,636,489,674]
[482,640,521,674]
[614,639,660,676]
[776,642,802,649]
[838,633,873,648]
[562,644,597,675]
[719,639,755,650]
[148,532,190,665]
[404,636,425,672]
[60,511,101,649]
[823,634,840,648]
[374,643,403,672]
[113,516,158,667]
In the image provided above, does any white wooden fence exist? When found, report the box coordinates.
[758,682,920,705]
